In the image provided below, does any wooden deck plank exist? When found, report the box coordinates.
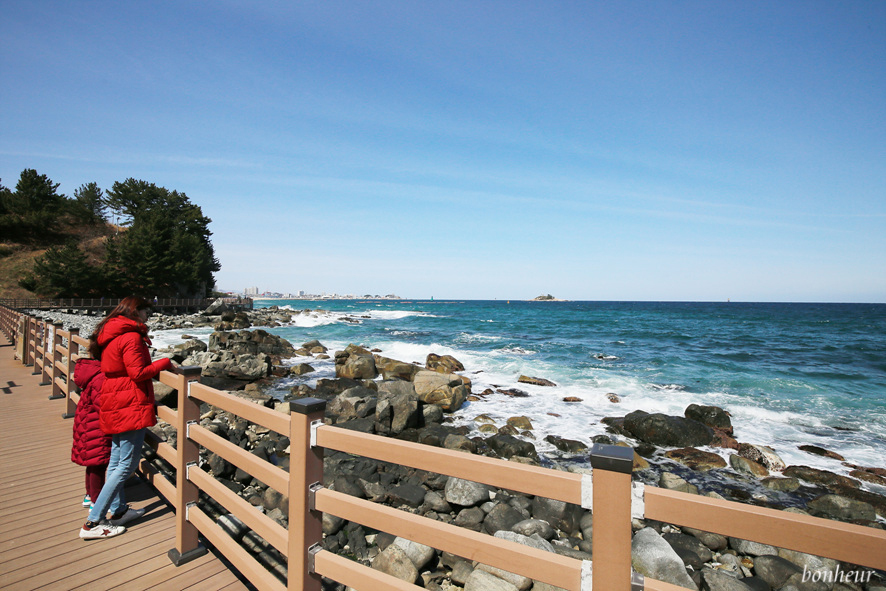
[0,334,250,591]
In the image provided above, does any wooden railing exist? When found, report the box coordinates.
[3,304,885,591]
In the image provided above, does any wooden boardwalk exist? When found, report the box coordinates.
[0,335,251,591]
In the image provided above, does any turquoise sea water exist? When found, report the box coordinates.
[154,300,886,488]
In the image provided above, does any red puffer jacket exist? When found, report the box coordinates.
[97,315,172,434]
[71,358,112,466]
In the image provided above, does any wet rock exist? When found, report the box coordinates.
[289,363,314,376]
[562,396,583,403]
[761,476,800,492]
[660,472,699,495]
[684,404,733,436]
[544,435,588,453]
[664,447,727,471]
[632,527,698,590]
[443,434,477,453]
[622,410,715,447]
[498,388,530,398]
[806,493,877,522]
[849,469,886,486]
[799,444,846,461]
[729,454,770,477]
[737,444,786,472]
[517,375,556,387]
[507,416,533,430]
[782,465,859,490]
[485,433,538,461]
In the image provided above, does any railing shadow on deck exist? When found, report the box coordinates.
[2,304,885,591]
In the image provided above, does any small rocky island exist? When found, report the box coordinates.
[530,294,566,301]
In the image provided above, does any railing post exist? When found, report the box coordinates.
[48,322,64,399]
[62,327,80,418]
[32,318,45,377]
[168,366,208,566]
[591,444,635,591]
[288,397,327,591]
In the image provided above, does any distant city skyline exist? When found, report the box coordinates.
[2,2,884,302]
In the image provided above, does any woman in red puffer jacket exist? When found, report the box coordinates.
[71,358,112,509]
[79,296,177,540]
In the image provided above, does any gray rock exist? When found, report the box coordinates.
[660,472,700,495]
[631,527,698,590]
[375,384,420,435]
[423,490,452,513]
[475,563,532,590]
[484,502,525,535]
[372,544,418,584]
[511,519,555,540]
[446,477,491,507]
[729,537,778,557]
[806,494,877,522]
[493,530,556,553]
[700,569,754,591]
[751,555,802,589]
[531,496,582,535]
[685,404,733,435]
[486,434,538,460]
[465,569,520,591]
[443,433,477,453]
[623,410,714,447]
[738,444,786,471]
[389,484,426,508]
[663,532,713,569]
[775,549,839,584]
[452,561,474,585]
[682,527,728,551]
[455,507,486,530]
[391,537,436,571]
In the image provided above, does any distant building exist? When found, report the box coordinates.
[244,286,259,295]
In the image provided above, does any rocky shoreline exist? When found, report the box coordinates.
[40,304,886,590]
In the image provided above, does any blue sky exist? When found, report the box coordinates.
[2,1,884,301]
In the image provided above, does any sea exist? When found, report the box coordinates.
[152,300,886,492]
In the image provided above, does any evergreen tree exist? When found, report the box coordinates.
[20,243,103,298]
[15,168,64,212]
[72,182,106,224]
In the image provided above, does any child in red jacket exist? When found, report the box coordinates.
[71,358,112,509]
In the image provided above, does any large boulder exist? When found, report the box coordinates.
[426,353,465,374]
[374,355,420,381]
[375,381,420,436]
[413,369,469,412]
[631,527,698,590]
[209,329,295,358]
[806,493,877,522]
[195,351,271,381]
[327,387,376,423]
[485,433,538,461]
[684,404,733,435]
[445,477,491,507]
[622,411,714,447]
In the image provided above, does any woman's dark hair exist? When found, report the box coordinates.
[87,296,152,359]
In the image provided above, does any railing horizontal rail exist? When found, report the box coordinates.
[644,486,886,570]
[314,487,582,590]
[316,425,584,504]
[188,504,285,591]
[189,467,289,554]
[188,423,289,494]
[189,382,290,436]
[313,550,423,591]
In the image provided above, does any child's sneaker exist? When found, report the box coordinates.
[79,521,125,539]
[108,505,146,526]
[82,495,91,507]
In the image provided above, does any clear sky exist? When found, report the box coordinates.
[2,1,884,302]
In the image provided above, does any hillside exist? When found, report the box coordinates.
[0,222,116,299]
